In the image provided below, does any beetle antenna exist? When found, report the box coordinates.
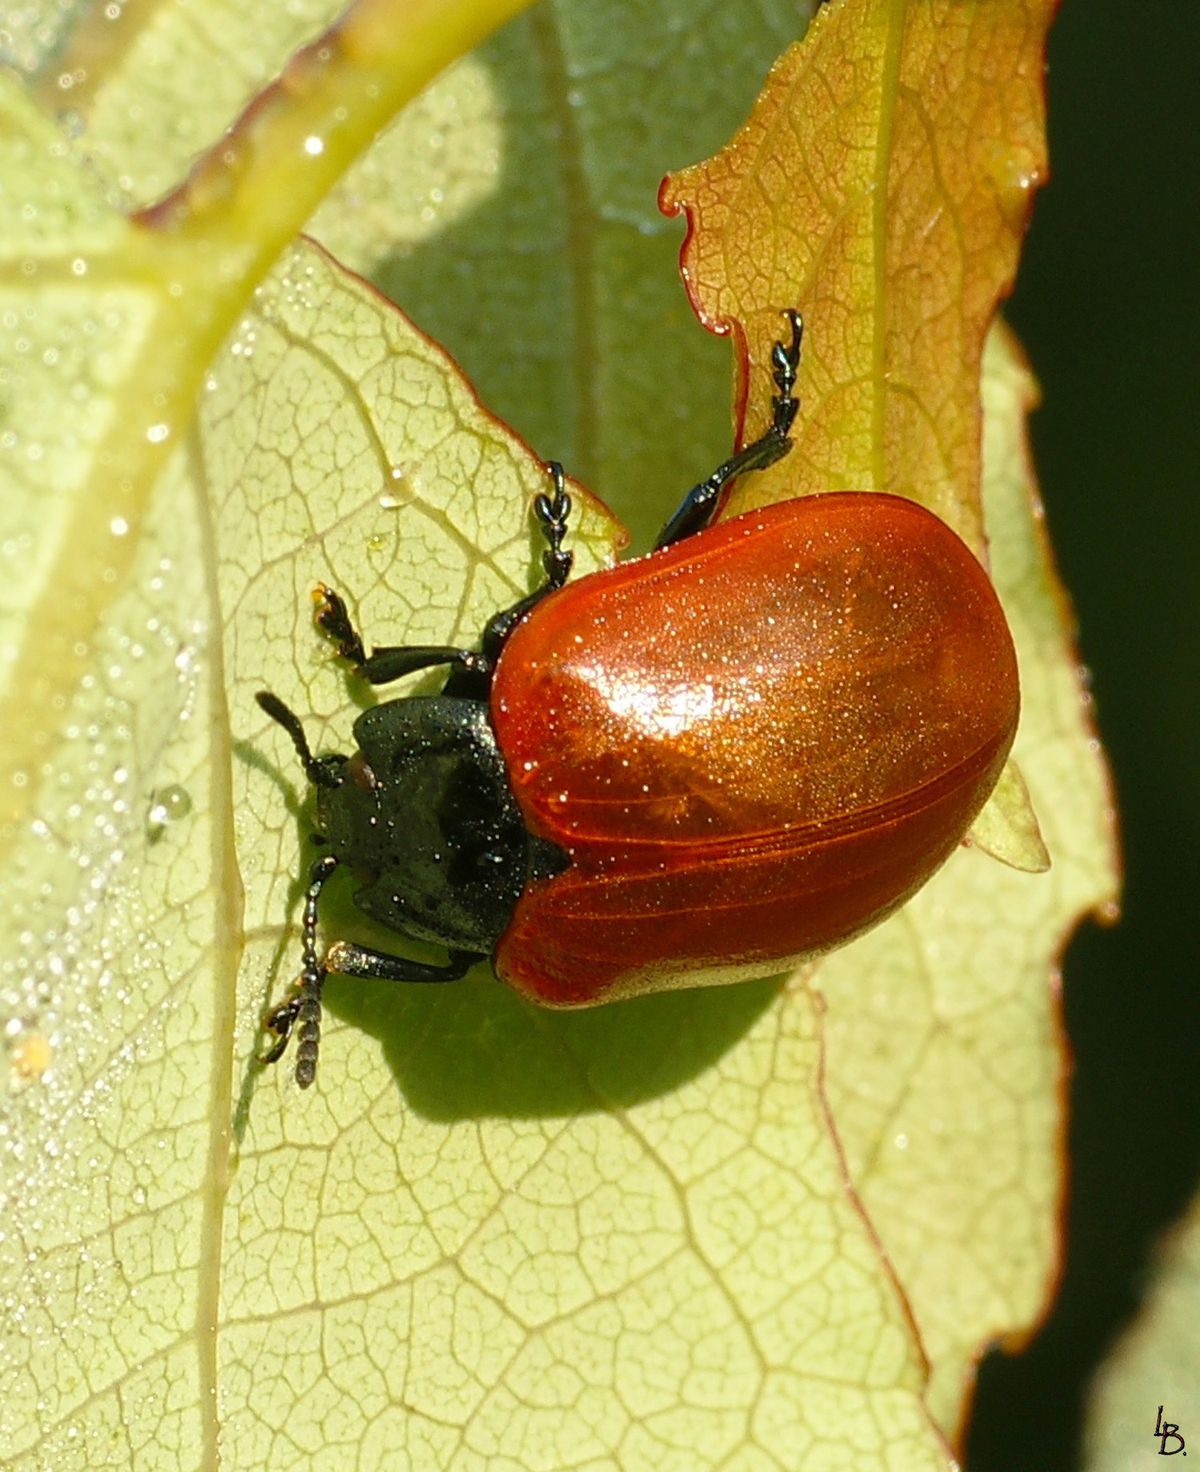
[256,690,342,789]
[292,854,337,1087]
[260,854,338,1087]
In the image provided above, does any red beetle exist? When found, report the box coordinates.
[257,314,1018,1085]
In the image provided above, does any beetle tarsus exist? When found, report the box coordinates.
[260,995,300,1065]
[473,462,580,672]
[314,584,367,668]
[653,308,804,550]
[536,462,574,592]
[769,309,803,439]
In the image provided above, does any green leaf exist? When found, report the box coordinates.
[818,322,1119,1436]
[1083,1193,1200,1469]
[0,2,1117,1468]
[969,760,1052,874]
[195,206,962,1457]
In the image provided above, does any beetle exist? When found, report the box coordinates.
[257,312,1019,1087]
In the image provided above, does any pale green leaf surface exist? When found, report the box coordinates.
[1,9,958,1461]
[1,1,1118,1467]
[0,0,540,812]
[308,1,819,550]
[215,240,951,1469]
[1083,1194,1200,1471]
[969,760,1051,874]
[0,76,151,692]
[27,0,349,207]
[818,323,1119,1438]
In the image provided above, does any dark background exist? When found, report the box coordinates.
[968,1,1200,1466]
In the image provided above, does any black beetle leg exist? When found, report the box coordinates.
[323,941,481,987]
[312,461,576,707]
[533,461,574,594]
[281,939,480,1088]
[356,644,492,686]
[473,461,576,673]
[261,857,482,1088]
[654,309,804,550]
[314,584,489,689]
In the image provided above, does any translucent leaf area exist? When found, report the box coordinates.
[1083,1193,1200,1470]
[1,2,1117,1469]
[817,324,1117,1435]
[658,0,1116,1435]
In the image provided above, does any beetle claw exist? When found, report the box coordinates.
[259,992,301,1066]
[313,583,367,668]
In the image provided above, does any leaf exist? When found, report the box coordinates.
[0,2,1116,1470]
[819,322,1119,1436]
[217,83,957,1472]
[967,759,1051,874]
[0,0,539,824]
[23,0,351,208]
[1083,1195,1200,1470]
[661,0,1118,1441]
[660,0,1048,541]
[306,2,819,552]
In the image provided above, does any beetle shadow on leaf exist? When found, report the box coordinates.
[234,734,314,826]
[327,954,783,1120]
[234,734,782,1123]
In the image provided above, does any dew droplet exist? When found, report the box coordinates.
[145,784,192,841]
